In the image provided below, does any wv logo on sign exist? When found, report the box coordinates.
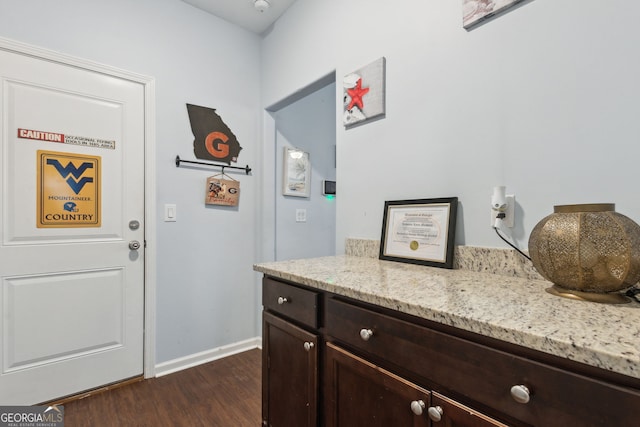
[46,159,94,194]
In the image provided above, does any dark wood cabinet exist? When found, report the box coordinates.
[262,312,318,427]
[324,342,431,427]
[324,338,508,427]
[262,277,320,427]
[323,296,640,427]
[261,275,640,427]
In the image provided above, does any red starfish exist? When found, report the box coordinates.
[347,78,370,110]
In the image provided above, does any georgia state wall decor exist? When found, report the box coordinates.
[186,103,242,165]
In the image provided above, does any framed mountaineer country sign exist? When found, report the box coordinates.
[37,150,101,228]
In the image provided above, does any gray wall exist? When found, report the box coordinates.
[4,0,640,367]
[273,83,336,261]
[0,0,262,364]
[261,0,640,253]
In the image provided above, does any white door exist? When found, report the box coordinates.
[0,46,145,404]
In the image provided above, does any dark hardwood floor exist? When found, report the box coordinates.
[63,348,261,426]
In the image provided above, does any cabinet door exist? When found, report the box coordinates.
[325,342,431,427]
[263,311,318,427]
[428,393,510,427]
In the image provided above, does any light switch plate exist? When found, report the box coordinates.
[164,204,177,222]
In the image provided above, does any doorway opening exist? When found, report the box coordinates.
[261,72,337,262]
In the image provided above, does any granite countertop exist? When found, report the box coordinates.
[254,255,640,380]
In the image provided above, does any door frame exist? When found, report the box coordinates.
[0,36,157,378]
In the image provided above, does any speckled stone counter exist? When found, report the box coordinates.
[254,255,640,380]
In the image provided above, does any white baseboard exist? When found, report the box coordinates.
[154,336,262,377]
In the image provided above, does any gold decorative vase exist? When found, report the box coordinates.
[528,204,640,304]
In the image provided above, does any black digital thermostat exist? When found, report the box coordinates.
[322,180,336,196]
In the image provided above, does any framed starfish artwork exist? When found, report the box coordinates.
[343,57,386,128]
[462,0,526,29]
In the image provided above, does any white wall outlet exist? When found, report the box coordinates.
[490,195,515,228]
[296,209,307,223]
[164,204,177,222]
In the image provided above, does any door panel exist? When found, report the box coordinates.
[325,343,431,427]
[4,269,125,372]
[0,46,144,404]
[263,312,318,427]
[5,80,125,243]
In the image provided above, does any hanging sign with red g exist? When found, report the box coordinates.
[186,103,243,165]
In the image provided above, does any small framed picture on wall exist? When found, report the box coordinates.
[282,147,310,198]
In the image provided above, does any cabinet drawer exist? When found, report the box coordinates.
[325,297,640,427]
[263,277,318,329]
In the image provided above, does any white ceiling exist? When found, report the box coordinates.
[182,0,298,35]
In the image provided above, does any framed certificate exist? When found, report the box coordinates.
[379,198,458,268]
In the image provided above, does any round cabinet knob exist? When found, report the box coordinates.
[303,341,314,352]
[277,296,289,305]
[427,406,444,422]
[410,400,425,416]
[359,328,374,341]
[510,385,531,404]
